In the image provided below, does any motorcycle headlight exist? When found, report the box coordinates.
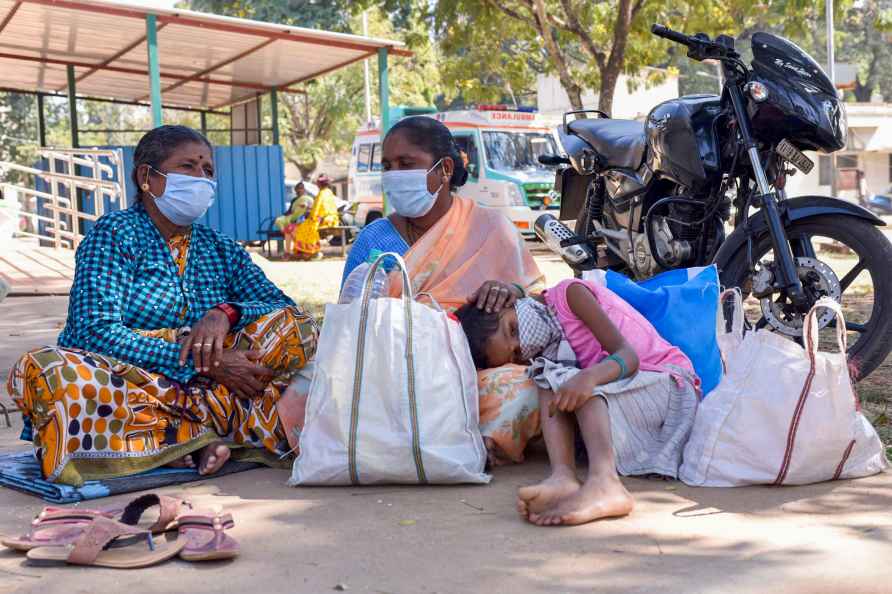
[506,184,526,207]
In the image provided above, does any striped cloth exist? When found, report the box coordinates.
[529,359,699,479]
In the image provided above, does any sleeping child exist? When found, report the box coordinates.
[455,277,699,527]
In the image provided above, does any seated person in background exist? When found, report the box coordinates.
[292,174,340,260]
[275,181,314,256]
[8,125,318,486]
[456,277,700,527]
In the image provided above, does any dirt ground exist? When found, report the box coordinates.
[0,250,890,594]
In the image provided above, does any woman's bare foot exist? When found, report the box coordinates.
[530,474,633,526]
[167,454,196,469]
[517,468,581,520]
[483,437,513,468]
[198,442,231,476]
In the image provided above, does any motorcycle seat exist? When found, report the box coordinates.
[566,118,646,170]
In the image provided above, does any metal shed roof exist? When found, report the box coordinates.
[0,0,410,110]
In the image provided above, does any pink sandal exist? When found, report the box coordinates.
[26,516,185,569]
[1,494,189,552]
[1,505,123,552]
[177,512,239,561]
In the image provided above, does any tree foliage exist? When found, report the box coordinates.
[188,0,442,178]
[841,0,892,102]
[433,0,886,116]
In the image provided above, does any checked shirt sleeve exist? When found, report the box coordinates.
[63,224,198,384]
[226,242,296,331]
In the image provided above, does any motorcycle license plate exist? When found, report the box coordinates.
[777,139,814,175]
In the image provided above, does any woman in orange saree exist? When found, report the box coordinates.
[281,116,547,465]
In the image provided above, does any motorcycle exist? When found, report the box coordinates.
[538,24,892,380]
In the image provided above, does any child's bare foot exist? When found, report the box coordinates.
[517,469,581,520]
[530,474,633,526]
[198,442,231,476]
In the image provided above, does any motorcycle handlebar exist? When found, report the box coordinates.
[651,24,692,47]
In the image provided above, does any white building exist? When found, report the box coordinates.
[536,69,680,121]
[786,103,892,201]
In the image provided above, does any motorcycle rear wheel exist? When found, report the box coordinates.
[720,215,892,381]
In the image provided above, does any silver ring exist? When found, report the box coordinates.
[193,342,204,349]
[202,343,212,350]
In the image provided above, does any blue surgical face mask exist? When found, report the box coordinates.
[148,167,217,226]
[381,159,444,218]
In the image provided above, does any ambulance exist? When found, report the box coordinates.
[348,106,561,233]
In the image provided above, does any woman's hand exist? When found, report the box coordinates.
[204,350,275,399]
[550,372,598,416]
[179,308,231,373]
[470,281,523,313]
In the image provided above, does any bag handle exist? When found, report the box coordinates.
[804,297,847,357]
[348,252,427,485]
[716,288,744,338]
[415,291,445,312]
[360,252,413,304]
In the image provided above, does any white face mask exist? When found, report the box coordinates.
[381,158,444,218]
[148,167,217,226]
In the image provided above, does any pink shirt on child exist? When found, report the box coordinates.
[544,278,698,383]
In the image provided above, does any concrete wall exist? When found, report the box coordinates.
[537,70,680,120]
[786,151,891,200]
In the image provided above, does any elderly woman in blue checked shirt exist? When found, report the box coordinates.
[8,126,317,486]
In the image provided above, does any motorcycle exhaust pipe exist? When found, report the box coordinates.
[534,213,596,269]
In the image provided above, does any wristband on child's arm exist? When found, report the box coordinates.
[512,283,526,298]
[604,353,629,380]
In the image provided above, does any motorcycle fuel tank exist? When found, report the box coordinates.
[645,95,721,189]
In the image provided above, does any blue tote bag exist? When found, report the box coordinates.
[584,266,723,395]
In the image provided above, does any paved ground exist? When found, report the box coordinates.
[1,255,891,594]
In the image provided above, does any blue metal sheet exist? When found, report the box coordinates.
[99,145,285,242]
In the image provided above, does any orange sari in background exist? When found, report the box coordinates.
[391,197,546,463]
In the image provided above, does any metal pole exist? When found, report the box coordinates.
[146,14,163,128]
[826,0,838,197]
[36,93,47,147]
[362,11,373,125]
[254,95,262,144]
[66,65,79,148]
[378,47,390,135]
[200,111,208,136]
[378,47,390,214]
[270,89,280,145]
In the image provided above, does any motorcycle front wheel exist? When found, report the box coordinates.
[720,215,892,381]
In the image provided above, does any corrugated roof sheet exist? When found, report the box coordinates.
[0,0,409,109]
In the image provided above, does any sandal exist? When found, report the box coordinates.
[1,506,122,552]
[1,494,190,552]
[26,516,185,569]
[177,512,239,561]
[119,493,193,533]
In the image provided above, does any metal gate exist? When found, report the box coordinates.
[0,148,127,249]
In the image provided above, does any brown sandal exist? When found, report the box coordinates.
[177,512,239,561]
[2,494,190,552]
[1,506,122,552]
[26,516,185,569]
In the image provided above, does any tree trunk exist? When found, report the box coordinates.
[598,67,620,117]
[531,0,584,110]
[598,0,635,116]
[853,77,874,102]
